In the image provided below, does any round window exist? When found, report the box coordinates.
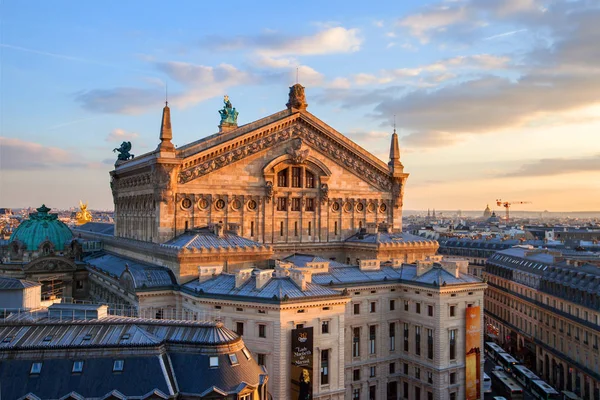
[367,202,375,213]
[215,199,225,210]
[232,199,242,210]
[331,202,340,212]
[343,202,352,213]
[356,202,364,212]
[247,200,257,210]
[379,203,387,213]
[181,198,192,209]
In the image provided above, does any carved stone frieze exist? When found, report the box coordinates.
[286,138,310,164]
[177,121,392,192]
[152,164,175,204]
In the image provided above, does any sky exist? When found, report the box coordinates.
[1,0,599,212]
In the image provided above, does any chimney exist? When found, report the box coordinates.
[212,222,224,238]
[359,259,380,271]
[198,265,223,282]
[290,268,312,291]
[366,223,378,234]
[441,258,468,276]
[416,260,434,277]
[255,269,274,289]
[391,259,403,269]
[235,268,253,288]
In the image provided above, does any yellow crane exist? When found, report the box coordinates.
[495,199,531,223]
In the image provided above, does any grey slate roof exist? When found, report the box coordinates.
[84,252,176,289]
[0,277,41,290]
[184,272,341,300]
[284,254,481,287]
[162,228,264,250]
[345,231,437,245]
[74,222,114,236]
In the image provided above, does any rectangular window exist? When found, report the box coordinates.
[449,330,456,360]
[277,197,287,211]
[428,392,433,400]
[389,362,395,374]
[415,367,421,380]
[305,171,315,188]
[236,322,244,336]
[369,325,376,354]
[450,372,456,384]
[354,303,360,315]
[294,221,298,236]
[229,353,239,365]
[113,360,124,372]
[427,371,433,384]
[259,324,266,338]
[403,382,409,399]
[308,221,312,236]
[415,326,421,356]
[30,362,42,374]
[404,363,409,375]
[250,221,255,237]
[450,305,456,317]
[390,300,395,311]
[415,387,421,400]
[370,385,376,400]
[428,305,433,317]
[280,221,284,237]
[404,301,409,311]
[72,360,84,373]
[389,322,396,351]
[257,353,266,366]
[306,198,315,212]
[277,169,288,187]
[353,368,361,381]
[334,221,338,235]
[292,198,301,211]
[292,167,302,187]
[353,388,361,400]
[404,323,409,352]
[321,349,329,385]
[370,366,376,377]
[370,302,376,313]
[322,320,329,334]
[450,393,457,400]
[353,327,361,357]
[388,382,398,400]
[427,329,434,360]
[416,303,421,314]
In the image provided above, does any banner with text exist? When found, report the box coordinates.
[291,326,313,400]
[466,306,482,400]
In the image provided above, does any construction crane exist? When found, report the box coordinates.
[495,199,531,224]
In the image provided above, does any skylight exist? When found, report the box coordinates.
[209,356,219,368]
[30,362,42,374]
[72,360,84,373]
[229,353,239,365]
[242,347,251,360]
[113,360,124,372]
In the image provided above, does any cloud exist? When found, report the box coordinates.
[202,27,363,57]
[402,131,462,148]
[0,137,99,170]
[106,128,139,142]
[503,154,600,177]
[397,5,471,43]
[75,87,164,114]
[483,29,528,40]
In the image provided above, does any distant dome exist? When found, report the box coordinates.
[9,204,72,251]
[483,204,492,218]
[487,211,500,224]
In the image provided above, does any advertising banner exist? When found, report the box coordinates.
[466,306,482,400]
[291,326,314,400]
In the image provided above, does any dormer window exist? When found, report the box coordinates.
[229,353,239,365]
[43,335,52,342]
[209,356,219,368]
[2,336,12,343]
[121,333,130,341]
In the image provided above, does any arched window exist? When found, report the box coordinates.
[277,168,288,187]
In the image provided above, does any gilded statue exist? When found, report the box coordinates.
[76,200,93,225]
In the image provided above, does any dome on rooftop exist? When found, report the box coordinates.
[9,204,73,251]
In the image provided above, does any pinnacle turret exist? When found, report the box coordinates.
[158,102,174,151]
[388,127,403,173]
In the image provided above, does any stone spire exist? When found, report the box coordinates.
[388,127,404,173]
[158,102,174,151]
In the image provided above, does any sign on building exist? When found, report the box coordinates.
[466,306,482,400]
[291,326,313,400]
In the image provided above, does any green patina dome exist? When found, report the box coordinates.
[9,204,73,251]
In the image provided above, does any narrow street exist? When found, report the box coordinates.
[484,358,534,400]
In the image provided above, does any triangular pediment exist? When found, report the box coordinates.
[177,110,393,191]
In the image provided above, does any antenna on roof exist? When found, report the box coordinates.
[165,82,168,106]
[296,66,299,84]
[393,114,396,133]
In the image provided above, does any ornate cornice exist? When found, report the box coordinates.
[177,120,393,191]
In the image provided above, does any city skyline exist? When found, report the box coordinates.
[1,0,599,211]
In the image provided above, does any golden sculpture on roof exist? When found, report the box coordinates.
[76,200,93,225]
